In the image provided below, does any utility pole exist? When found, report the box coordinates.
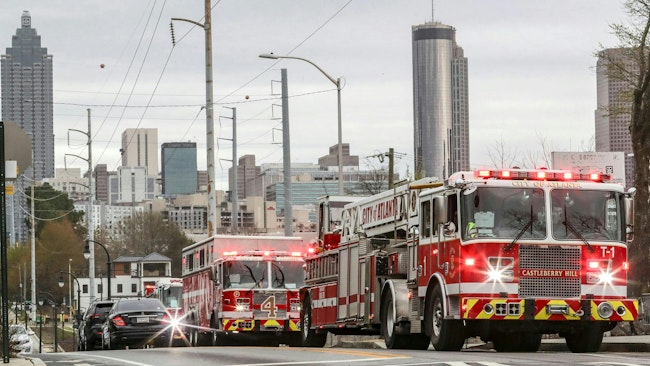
[368,148,405,189]
[219,107,237,234]
[171,0,217,236]
[281,69,292,236]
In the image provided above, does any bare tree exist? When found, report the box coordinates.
[603,0,650,295]
[487,136,522,169]
[358,156,390,195]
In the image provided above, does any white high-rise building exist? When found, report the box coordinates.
[121,128,159,177]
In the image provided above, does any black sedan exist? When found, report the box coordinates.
[101,297,173,350]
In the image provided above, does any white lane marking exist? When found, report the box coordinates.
[80,354,157,366]
[232,357,410,366]
[584,362,643,366]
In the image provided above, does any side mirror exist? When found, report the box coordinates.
[208,264,216,281]
[434,196,448,225]
[624,194,634,242]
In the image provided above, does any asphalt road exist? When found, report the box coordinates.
[22,340,650,366]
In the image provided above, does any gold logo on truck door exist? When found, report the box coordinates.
[261,296,277,318]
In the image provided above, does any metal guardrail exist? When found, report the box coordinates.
[640,293,650,324]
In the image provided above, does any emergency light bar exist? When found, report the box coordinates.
[475,169,611,182]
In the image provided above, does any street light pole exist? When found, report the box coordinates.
[259,53,344,195]
[58,271,81,318]
[84,240,111,300]
[39,292,57,353]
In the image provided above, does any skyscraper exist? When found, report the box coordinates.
[1,11,54,180]
[412,22,469,179]
[121,128,159,176]
[161,142,197,195]
[595,48,635,187]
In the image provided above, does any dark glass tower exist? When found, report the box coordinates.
[1,11,55,180]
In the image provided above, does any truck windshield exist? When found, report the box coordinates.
[461,187,546,240]
[550,189,623,241]
[161,286,183,308]
[223,260,267,289]
[271,260,305,289]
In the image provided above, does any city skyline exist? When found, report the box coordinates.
[0,1,628,190]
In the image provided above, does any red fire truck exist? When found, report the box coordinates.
[300,169,638,352]
[181,235,307,346]
[147,278,186,345]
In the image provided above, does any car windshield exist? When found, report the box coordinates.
[10,325,27,335]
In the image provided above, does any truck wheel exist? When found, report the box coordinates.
[565,324,603,353]
[211,317,226,346]
[425,285,465,351]
[301,296,326,347]
[189,328,198,347]
[381,290,409,349]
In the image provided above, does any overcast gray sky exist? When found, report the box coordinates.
[0,1,628,189]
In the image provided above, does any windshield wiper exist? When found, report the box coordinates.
[562,206,595,253]
[504,206,533,252]
[271,263,287,290]
[242,264,261,291]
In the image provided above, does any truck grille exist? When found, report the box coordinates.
[518,246,581,298]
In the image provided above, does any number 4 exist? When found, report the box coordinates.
[261,296,277,318]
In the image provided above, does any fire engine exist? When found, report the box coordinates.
[300,169,638,352]
[146,278,186,345]
[181,235,307,346]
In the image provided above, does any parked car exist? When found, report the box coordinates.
[78,299,115,351]
[9,324,34,354]
[101,297,172,350]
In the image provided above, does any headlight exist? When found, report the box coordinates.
[486,257,514,282]
[487,269,514,282]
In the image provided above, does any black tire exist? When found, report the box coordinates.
[381,290,410,349]
[565,324,603,353]
[300,296,327,347]
[425,285,465,351]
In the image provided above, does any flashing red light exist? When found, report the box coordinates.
[223,251,238,256]
[264,251,270,256]
[589,173,601,181]
[478,170,491,177]
[308,247,316,254]
[536,171,546,179]
[563,172,573,180]
[465,258,476,266]
[291,252,302,257]
[624,262,630,270]
[501,170,511,178]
